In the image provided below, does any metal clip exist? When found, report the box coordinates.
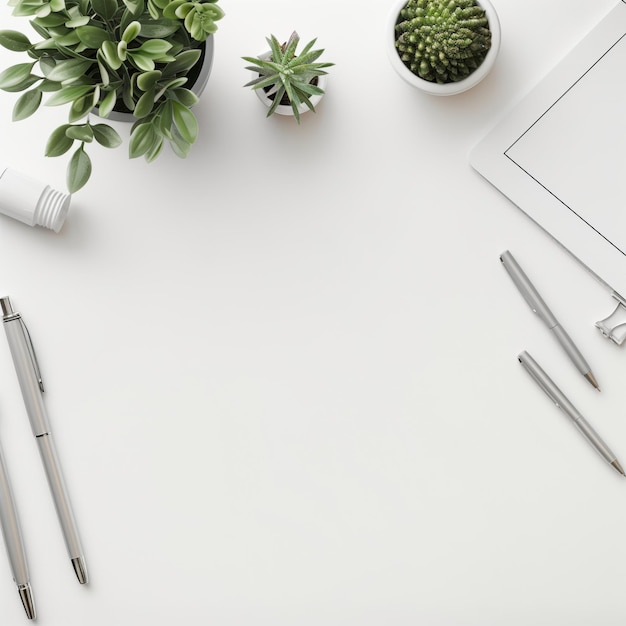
[19,317,44,392]
[596,296,626,346]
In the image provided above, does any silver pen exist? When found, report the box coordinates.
[0,297,88,584]
[518,350,624,476]
[501,250,600,390]
[0,436,36,618]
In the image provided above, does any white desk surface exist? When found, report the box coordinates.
[0,0,623,623]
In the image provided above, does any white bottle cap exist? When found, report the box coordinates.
[0,167,70,233]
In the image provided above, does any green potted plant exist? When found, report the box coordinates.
[386,0,500,95]
[0,0,224,192]
[243,31,333,123]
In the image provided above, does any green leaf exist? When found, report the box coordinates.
[11,1,44,17]
[119,6,135,33]
[45,84,94,106]
[128,51,155,72]
[156,54,177,64]
[133,88,155,117]
[92,124,122,148]
[75,25,110,48]
[171,100,197,144]
[122,20,141,43]
[65,15,90,28]
[97,89,118,117]
[162,0,185,19]
[293,81,323,97]
[154,77,186,102]
[100,41,123,70]
[175,2,193,18]
[45,124,74,157]
[172,87,198,107]
[122,0,144,16]
[35,4,51,18]
[283,31,300,60]
[38,57,56,76]
[33,30,79,47]
[170,127,191,158]
[267,34,284,63]
[135,38,172,57]
[53,43,92,60]
[46,59,93,82]
[128,122,157,158]
[145,136,163,162]
[298,40,317,61]
[136,69,161,91]
[91,0,117,20]
[31,36,60,50]
[67,145,92,192]
[0,30,32,52]
[97,58,110,87]
[0,63,35,90]
[66,124,94,142]
[283,81,302,123]
[0,74,40,93]
[52,31,81,47]
[122,80,134,110]
[32,13,66,27]
[117,39,128,61]
[38,79,63,92]
[68,89,99,122]
[162,49,200,76]
[147,0,159,19]
[157,99,173,137]
[139,18,180,39]
[12,88,42,120]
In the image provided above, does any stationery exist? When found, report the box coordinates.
[0,436,35,618]
[0,297,88,585]
[501,250,599,390]
[518,351,624,476]
[472,2,626,343]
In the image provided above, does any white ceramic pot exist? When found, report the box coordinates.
[386,0,501,95]
[94,35,214,122]
[251,50,328,118]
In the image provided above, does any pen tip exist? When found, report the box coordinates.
[585,371,600,391]
[611,460,625,476]
[0,296,13,318]
[18,584,36,620]
[72,556,88,584]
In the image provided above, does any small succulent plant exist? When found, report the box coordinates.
[394,0,491,84]
[243,31,333,123]
[0,0,224,192]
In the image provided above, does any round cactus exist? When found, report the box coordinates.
[394,0,492,84]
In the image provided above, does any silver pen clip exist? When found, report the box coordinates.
[1,297,45,393]
[19,317,44,393]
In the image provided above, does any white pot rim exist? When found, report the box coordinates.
[386,0,501,95]
[251,50,328,117]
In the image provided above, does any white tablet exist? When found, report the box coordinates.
[471,1,626,343]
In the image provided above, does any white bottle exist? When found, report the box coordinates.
[0,166,70,233]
